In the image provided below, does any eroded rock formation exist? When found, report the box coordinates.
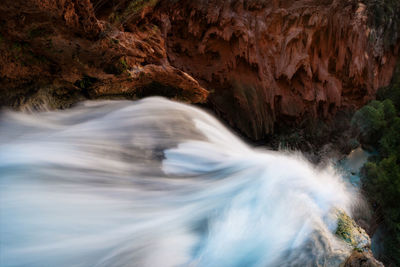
[0,1,396,265]
[0,0,398,138]
[0,0,208,110]
[344,251,384,267]
[155,0,399,139]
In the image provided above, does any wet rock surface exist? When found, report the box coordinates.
[343,250,384,267]
[335,209,384,267]
[336,209,371,250]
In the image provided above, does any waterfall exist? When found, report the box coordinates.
[0,97,357,266]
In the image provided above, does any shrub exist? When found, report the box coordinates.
[354,59,400,265]
[351,101,385,144]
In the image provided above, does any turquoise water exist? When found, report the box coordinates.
[336,147,371,188]
[0,97,357,266]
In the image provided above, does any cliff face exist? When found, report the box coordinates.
[0,1,395,265]
[156,0,399,139]
[0,0,208,110]
[0,0,398,140]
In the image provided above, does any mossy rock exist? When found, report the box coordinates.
[335,209,371,251]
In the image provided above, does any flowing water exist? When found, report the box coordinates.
[0,97,359,266]
[338,147,371,188]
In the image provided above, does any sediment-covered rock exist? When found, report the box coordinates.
[336,209,371,250]
[335,209,384,267]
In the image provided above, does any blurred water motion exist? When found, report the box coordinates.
[0,97,357,266]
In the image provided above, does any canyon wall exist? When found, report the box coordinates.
[0,0,398,140]
[0,0,208,110]
[155,0,399,139]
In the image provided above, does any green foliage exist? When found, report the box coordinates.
[363,155,400,264]
[362,141,400,265]
[382,99,396,120]
[379,117,400,158]
[351,101,386,143]
[119,58,128,70]
[104,57,129,75]
[364,156,400,208]
[354,60,400,265]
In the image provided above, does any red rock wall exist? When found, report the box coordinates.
[0,0,398,140]
[0,0,208,109]
[156,0,399,139]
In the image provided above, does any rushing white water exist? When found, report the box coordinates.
[0,97,357,267]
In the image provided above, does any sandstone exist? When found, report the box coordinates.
[155,0,399,139]
[0,0,208,110]
[0,0,398,140]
